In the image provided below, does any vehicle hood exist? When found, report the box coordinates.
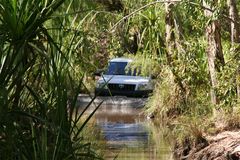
[98,75,150,84]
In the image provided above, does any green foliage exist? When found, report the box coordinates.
[176,1,207,36]
[1,0,238,157]
[145,68,183,120]
[0,0,103,159]
[217,52,240,110]
[178,37,209,87]
[125,53,160,77]
[145,36,211,119]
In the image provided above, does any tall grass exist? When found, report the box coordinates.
[0,0,102,159]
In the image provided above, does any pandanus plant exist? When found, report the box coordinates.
[0,0,102,159]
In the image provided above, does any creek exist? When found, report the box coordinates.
[78,95,173,160]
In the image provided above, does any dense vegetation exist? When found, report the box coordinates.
[0,0,104,159]
[1,0,240,159]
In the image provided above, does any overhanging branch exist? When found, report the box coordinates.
[110,0,182,32]
[110,0,240,32]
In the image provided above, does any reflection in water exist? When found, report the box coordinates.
[78,96,173,160]
[100,122,148,148]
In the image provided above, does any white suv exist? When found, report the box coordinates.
[95,58,153,97]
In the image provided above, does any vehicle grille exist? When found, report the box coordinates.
[108,84,136,91]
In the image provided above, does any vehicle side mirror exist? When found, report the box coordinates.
[150,74,157,79]
[94,69,104,76]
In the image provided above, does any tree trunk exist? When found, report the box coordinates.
[204,1,225,105]
[165,2,176,59]
[228,0,240,99]
[165,1,186,101]
[228,0,240,44]
[174,13,184,54]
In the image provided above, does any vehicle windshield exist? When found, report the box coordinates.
[105,62,139,76]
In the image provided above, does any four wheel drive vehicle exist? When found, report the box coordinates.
[95,58,154,97]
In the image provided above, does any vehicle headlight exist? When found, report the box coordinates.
[137,83,151,90]
[96,81,108,89]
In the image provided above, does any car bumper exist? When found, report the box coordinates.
[95,88,152,97]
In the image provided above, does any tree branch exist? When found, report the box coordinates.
[110,0,240,32]
[109,0,182,32]
[188,1,240,25]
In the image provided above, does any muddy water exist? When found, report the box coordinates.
[78,95,173,160]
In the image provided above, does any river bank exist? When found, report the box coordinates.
[174,130,240,160]
[162,111,240,160]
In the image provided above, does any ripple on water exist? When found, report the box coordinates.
[100,122,149,148]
